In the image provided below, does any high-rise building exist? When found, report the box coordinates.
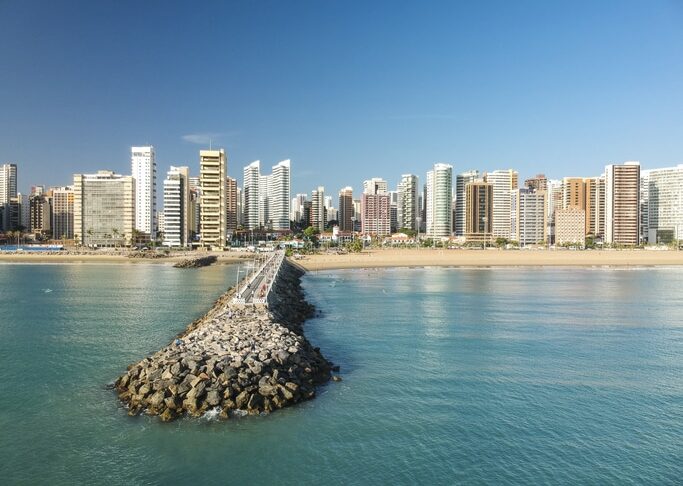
[29,193,51,236]
[642,164,683,243]
[73,170,135,246]
[454,170,478,237]
[0,163,17,205]
[51,186,75,240]
[243,160,260,230]
[593,175,606,239]
[426,163,453,238]
[189,176,200,238]
[556,207,586,246]
[131,146,156,240]
[311,187,325,232]
[269,160,291,231]
[338,187,354,231]
[398,174,419,231]
[361,184,391,236]
[516,188,547,246]
[226,176,238,236]
[605,161,640,245]
[484,169,518,240]
[525,174,548,192]
[353,199,361,231]
[163,166,190,247]
[465,181,493,243]
[546,179,563,244]
[1,163,18,231]
[199,149,227,248]
[291,193,307,225]
[363,177,388,195]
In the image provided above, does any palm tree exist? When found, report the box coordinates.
[86,228,94,247]
[112,228,120,248]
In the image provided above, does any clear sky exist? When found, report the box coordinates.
[2,0,682,197]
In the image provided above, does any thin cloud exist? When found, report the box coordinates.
[181,131,239,145]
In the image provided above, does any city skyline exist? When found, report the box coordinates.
[2,2,683,196]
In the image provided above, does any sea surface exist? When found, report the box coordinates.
[1,264,682,485]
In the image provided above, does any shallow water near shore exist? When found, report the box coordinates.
[1,264,682,484]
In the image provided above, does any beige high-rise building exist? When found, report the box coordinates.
[199,149,227,248]
[51,186,74,240]
[525,174,548,192]
[73,171,135,246]
[465,181,493,243]
[556,207,586,246]
[605,161,640,245]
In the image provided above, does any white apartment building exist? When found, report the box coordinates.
[426,163,453,238]
[516,188,547,246]
[131,146,156,239]
[485,169,518,240]
[398,174,419,231]
[243,160,260,230]
[269,160,291,231]
[311,187,325,232]
[642,164,683,243]
[363,177,388,195]
[163,166,190,247]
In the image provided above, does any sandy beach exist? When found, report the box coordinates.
[0,252,243,265]
[294,248,683,271]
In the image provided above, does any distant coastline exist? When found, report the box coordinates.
[294,248,683,271]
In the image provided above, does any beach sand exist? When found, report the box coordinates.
[0,252,243,265]
[294,248,683,271]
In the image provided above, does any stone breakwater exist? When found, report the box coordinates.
[173,255,218,268]
[114,261,332,421]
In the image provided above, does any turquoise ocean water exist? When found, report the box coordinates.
[1,264,681,484]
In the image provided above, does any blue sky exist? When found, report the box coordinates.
[1,0,682,197]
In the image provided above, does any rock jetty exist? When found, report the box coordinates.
[173,255,218,268]
[114,260,332,421]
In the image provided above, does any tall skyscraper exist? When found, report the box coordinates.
[269,160,291,231]
[1,163,18,231]
[199,149,227,248]
[546,179,563,244]
[454,170,478,237]
[243,160,260,230]
[131,146,156,240]
[338,187,354,231]
[361,184,391,236]
[398,174,419,231]
[642,164,683,243]
[73,170,135,246]
[51,186,75,240]
[484,169,518,240]
[605,161,640,245]
[465,181,493,243]
[426,163,453,238]
[163,166,190,247]
[311,187,326,232]
[226,176,238,236]
[516,188,547,246]
[29,192,51,236]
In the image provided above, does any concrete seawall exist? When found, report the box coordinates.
[114,259,332,421]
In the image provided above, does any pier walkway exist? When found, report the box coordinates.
[231,250,286,306]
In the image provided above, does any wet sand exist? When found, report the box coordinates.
[294,248,683,271]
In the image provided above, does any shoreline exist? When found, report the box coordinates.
[295,248,683,271]
[0,252,243,265]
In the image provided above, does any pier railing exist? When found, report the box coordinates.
[231,250,285,306]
